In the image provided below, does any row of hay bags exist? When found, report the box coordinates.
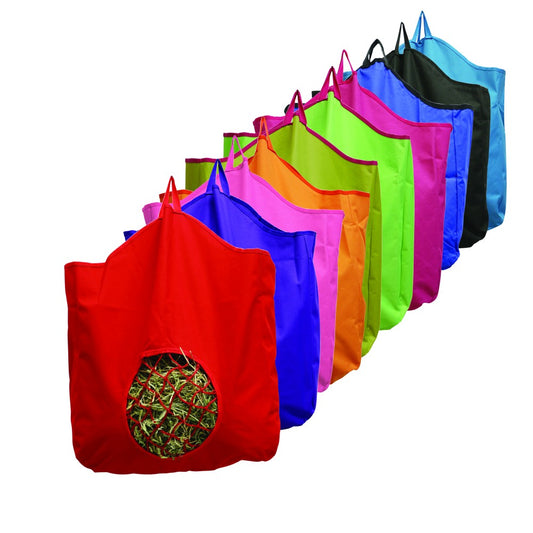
[65,13,506,473]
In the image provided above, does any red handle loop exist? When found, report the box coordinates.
[160,176,182,215]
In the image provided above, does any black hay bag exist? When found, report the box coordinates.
[386,23,491,248]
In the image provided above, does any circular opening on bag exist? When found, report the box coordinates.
[126,351,218,459]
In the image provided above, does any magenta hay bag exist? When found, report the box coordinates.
[143,141,344,392]
[326,56,451,309]
[356,45,474,269]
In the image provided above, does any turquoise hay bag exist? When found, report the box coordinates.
[407,11,506,230]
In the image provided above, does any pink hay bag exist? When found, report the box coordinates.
[143,139,344,392]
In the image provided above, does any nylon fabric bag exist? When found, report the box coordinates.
[180,161,320,429]
[252,87,415,330]
[407,11,506,230]
[325,57,451,309]
[386,23,491,248]
[65,177,280,474]
[219,128,370,382]
[220,113,381,357]
[144,140,344,393]
[356,44,473,269]
[245,134,370,382]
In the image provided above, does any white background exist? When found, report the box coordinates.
[1,1,532,531]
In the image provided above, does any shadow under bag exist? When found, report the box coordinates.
[65,178,280,474]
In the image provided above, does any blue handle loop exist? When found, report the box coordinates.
[207,159,230,195]
[412,11,432,43]
[395,22,412,52]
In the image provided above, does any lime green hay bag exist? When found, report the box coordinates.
[187,117,382,355]
[245,89,415,330]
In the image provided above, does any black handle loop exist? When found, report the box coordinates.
[395,22,411,52]
[362,39,389,68]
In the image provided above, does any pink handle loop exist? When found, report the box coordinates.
[226,135,245,170]
[337,49,355,82]
[318,66,341,100]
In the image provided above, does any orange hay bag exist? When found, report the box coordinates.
[245,134,369,382]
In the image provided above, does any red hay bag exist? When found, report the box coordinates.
[65,178,280,474]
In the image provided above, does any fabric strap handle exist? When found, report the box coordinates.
[318,66,341,99]
[283,90,307,126]
[362,39,389,68]
[226,135,245,170]
[160,176,182,215]
[395,22,412,52]
[337,50,354,83]
[412,11,431,42]
[257,117,274,149]
[207,159,230,195]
